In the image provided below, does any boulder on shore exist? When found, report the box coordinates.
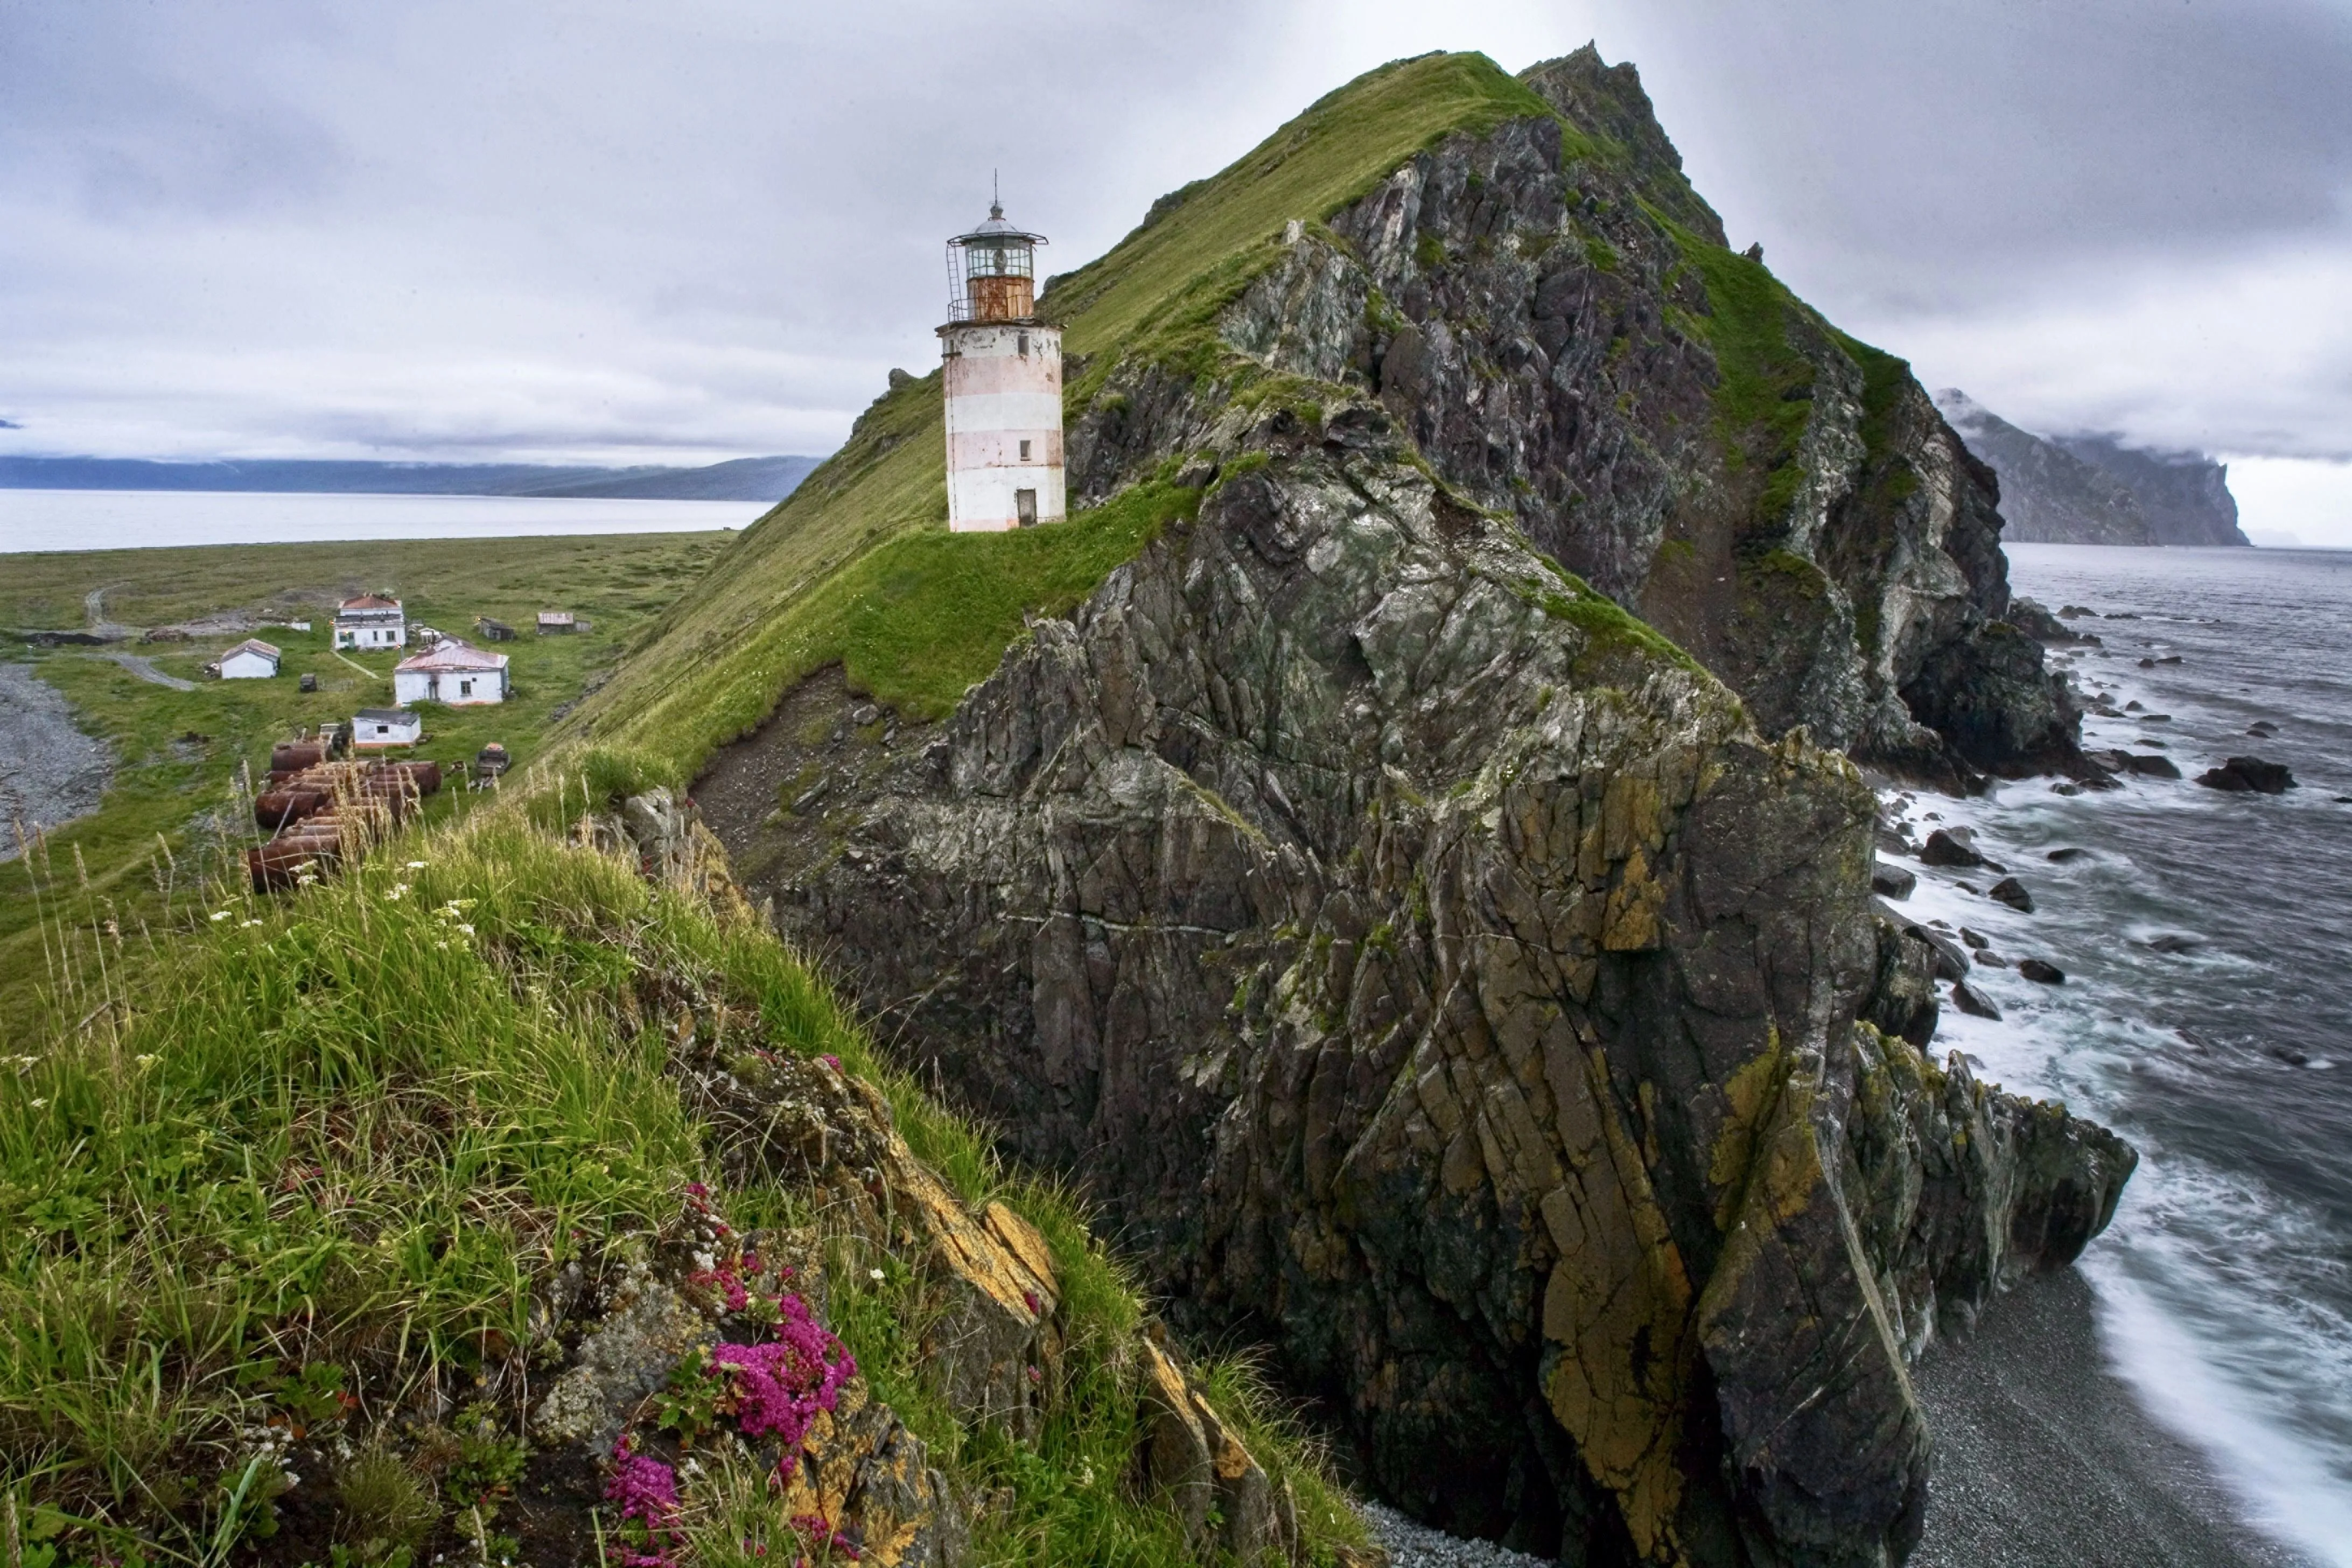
[2019,958,2066,984]
[1921,827,1988,868]
[1988,877,2036,913]
[2197,756,2297,794]
[1872,861,1918,900]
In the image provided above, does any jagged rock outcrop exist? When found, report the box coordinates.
[1936,389,2250,548]
[701,414,2132,1563]
[1067,47,2077,784]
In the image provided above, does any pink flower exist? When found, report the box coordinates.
[710,1296,856,1480]
[604,1440,682,1568]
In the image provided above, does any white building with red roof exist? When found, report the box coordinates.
[333,594,406,650]
[393,639,509,706]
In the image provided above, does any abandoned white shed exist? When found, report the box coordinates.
[352,708,422,750]
[218,638,281,680]
[393,639,509,706]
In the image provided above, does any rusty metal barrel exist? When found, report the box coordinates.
[254,787,332,832]
[271,741,328,773]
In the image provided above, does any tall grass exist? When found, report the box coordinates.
[0,770,1368,1566]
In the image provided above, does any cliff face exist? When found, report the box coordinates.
[700,414,2133,1564]
[1936,389,2249,548]
[2056,435,2249,547]
[675,47,2136,1568]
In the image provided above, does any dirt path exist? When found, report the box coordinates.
[93,653,197,691]
[82,585,136,642]
[0,663,114,859]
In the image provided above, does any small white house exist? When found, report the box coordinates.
[218,638,281,680]
[352,707,422,751]
[334,595,406,650]
[393,639,509,706]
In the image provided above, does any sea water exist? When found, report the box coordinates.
[0,488,767,554]
[1884,544,2352,1564]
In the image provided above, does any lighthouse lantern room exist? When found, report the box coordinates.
[940,198,1066,532]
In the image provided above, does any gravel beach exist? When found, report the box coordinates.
[0,662,111,858]
[1912,1268,2313,1568]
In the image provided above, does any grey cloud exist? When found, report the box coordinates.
[3,0,2349,473]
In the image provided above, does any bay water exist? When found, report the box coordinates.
[0,488,766,554]
[1885,543,2352,1564]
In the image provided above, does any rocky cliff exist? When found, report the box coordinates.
[701,422,2133,1563]
[666,46,2136,1568]
[1936,389,2249,548]
[1055,50,2077,785]
[2056,433,2248,547]
[1933,390,2153,545]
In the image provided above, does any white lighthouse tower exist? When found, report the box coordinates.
[940,197,1065,531]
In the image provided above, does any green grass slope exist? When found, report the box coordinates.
[2,772,1367,1566]
[573,51,1590,780]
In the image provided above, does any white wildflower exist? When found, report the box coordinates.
[29,1099,47,1110]
[386,884,408,901]
[135,1055,159,1069]
[242,919,263,928]
[405,859,428,869]
[210,910,232,921]
[870,1268,886,1282]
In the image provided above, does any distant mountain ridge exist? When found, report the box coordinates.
[1934,390,2248,546]
[0,453,823,503]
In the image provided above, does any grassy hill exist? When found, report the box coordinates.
[569,51,1613,779]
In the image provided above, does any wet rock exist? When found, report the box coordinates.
[2046,847,2089,863]
[1987,877,2035,912]
[2059,605,2097,619]
[2247,720,2279,738]
[1865,914,1943,1048]
[2197,757,2296,794]
[2019,958,2066,984]
[1951,980,2004,1020]
[1872,861,1917,900]
[1899,918,1972,984]
[1921,827,1988,867]
[2124,754,2180,780]
[1973,951,2011,969]
[2144,934,2200,955]
[1959,928,1990,950]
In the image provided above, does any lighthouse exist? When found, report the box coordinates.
[940,198,1065,531]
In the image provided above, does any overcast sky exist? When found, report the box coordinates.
[5,0,2350,538]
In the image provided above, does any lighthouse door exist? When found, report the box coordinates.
[1016,488,1038,527]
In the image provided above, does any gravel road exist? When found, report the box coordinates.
[0,662,113,859]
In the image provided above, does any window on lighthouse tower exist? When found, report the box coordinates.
[1019,440,1032,461]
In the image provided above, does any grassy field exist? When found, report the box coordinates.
[1,532,730,1042]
